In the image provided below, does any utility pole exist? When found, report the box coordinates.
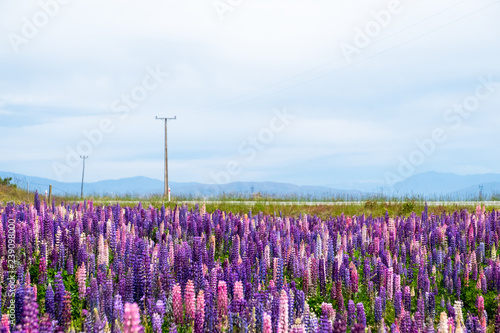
[80,155,88,199]
[155,116,176,199]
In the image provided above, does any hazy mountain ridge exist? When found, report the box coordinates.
[0,171,361,198]
[390,172,500,199]
[1,171,499,200]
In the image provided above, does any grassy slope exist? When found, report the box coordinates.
[0,184,33,203]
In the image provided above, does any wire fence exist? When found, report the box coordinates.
[7,176,74,197]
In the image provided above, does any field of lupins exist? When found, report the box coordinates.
[0,192,500,333]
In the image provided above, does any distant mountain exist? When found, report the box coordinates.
[390,171,500,199]
[450,182,500,200]
[1,170,499,200]
[0,171,362,199]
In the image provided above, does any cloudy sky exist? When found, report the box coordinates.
[1,0,499,190]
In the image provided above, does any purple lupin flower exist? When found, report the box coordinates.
[352,324,365,333]
[427,293,436,320]
[348,300,356,327]
[380,286,387,312]
[319,311,332,333]
[375,296,383,323]
[152,313,162,333]
[155,299,166,318]
[494,304,500,333]
[401,312,411,333]
[169,323,178,333]
[332,316,347,333]
[113,294,124,326]
[54,271,65,324]
[62,291,72,330]
[356,303,366,328]
[39,313,54,332]
[66,253,74,275]
[15,283,25,325]
[394,290,402,318]
[404,286,411,312]
[21,287,39,332]
[45,283,55,319]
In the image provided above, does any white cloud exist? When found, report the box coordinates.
[1,0,499,184]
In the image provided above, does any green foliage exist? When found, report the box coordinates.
[306,293,324,317]
[0,177,16,188]
[399,200,416,216]
[461,283,499,321]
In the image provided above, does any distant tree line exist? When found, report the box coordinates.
[0,177,16,188]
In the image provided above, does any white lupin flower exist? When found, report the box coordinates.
[438,312,448,333]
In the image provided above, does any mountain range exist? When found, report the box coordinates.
[1,170,499,200]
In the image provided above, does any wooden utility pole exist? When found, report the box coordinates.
[155,116,176,199]
[48,185,52,204]
[80,155,88,198]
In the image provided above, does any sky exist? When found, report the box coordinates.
[1,0,500,190]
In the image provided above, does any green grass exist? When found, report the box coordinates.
[0,183,487,219]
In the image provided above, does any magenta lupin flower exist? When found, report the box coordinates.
[194,290,205,333]
[76,264,87,299]
[263,312,273,333]
[278,289,289,333]
[350,262,359,293]
[1,315,10,333]
[217,280,228,330]
[476,295,484,318]
[185,280,196,321]
[123,303,143,333]
[38,257,47,285]
[62,291,72,330]
[234,280,244,301]
[196,290,205,324]
[172,283,184,325]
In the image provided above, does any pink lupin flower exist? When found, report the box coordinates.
[263,312,273,333]
[350,262,359,293]
[394,274,401,292]
[123,303,143,333]
[76,264,87,299]
[234,281,244,301]
[185,280,196,321]
[0,315,10,333]
[196,290,205,326]
[217,281,228,330]
[278,289,289,333]
[321,303,335,322]
[386,267,394,300]
[447,317,455,333]
[168,243,175,266]
[476,273,482,290]
[291,319,306,333]
[477,295,485,318]
[172,283,184,325]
